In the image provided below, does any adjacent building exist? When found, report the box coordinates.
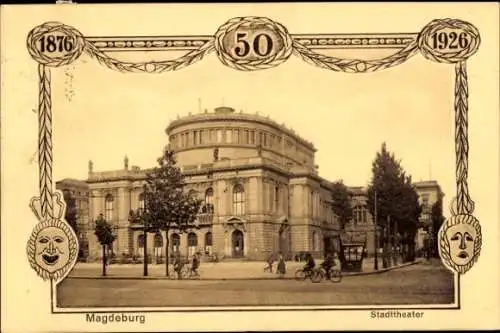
[61,106,444,262]
[414,180,445,252]
[55,178,91,260]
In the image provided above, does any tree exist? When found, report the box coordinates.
[94,213,116,277]
[430,197,445,258]
[330,180,353,229]
[367,143,422,266]
[130,148,202,277]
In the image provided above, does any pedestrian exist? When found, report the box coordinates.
[264,252,275,273]
[191,252,200,277]
[173,253,183,280]
[277,253,286,279]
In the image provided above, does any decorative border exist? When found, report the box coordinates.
[25,15,481,307]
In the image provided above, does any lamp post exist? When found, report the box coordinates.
[374,190,379,270]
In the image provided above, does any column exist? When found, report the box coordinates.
[224,230,230,257]
[117,186,131,255]
[180,232,188,257]
[243,231,249,257]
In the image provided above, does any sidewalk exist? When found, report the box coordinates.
[69,258,422,280]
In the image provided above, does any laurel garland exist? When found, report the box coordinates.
[83,38,216,73]
[38,64,54,220]
[452,61,475,216]
[292,39,420,73]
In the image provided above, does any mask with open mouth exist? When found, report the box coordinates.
[28,218,78,281]
[34,226,70,272]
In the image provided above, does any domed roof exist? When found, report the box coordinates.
[166,106,315,151]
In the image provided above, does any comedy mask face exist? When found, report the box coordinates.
[446,223,476,266]
[34,226,70,273]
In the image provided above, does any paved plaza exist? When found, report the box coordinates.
[67,257,411,280]
[57,259,455,307]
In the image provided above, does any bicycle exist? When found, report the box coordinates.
[294,268,316,281]
[314,266,342,283]
[168,264,180,280]
[182,265,201,279]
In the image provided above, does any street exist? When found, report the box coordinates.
[56,261,455,307]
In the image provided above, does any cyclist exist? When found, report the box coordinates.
[303,252,316,276]
[321,253,334,279]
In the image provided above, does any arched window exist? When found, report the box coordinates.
[204,188,214,214]
[188,232,198,257]
[138,192,145,213]
[188,232,198,247]
[170,233,180,253]
[154,233,163,248]
[204,232,213,255]
[205,232,213,247]
[137,234,145,248]
[188,189,197,198]
[232,184,245,215]
[105,194,114,221]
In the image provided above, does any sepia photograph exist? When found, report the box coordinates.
[1,2,498,332]
[49,19,457,309]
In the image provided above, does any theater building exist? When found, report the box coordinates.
[73,106,441,262]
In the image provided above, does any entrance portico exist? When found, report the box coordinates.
[223,217,248,258]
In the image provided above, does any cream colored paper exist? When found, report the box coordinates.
[1,2,499,332]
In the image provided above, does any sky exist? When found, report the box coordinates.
[49,47,456,217]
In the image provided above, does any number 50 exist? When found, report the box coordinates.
[234,32,274,58]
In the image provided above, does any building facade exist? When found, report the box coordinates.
[414,180,445,252]
[67,106,443,262]
[55,178,91,260]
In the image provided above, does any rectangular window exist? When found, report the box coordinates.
[193,131,198,145]
[244,130,249,144]
[200,130,205,144]
[233,186,245,215]
[226,129,232,143]
[234,129,239,144]
[217,130,223,143]
[250,131,255,144]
